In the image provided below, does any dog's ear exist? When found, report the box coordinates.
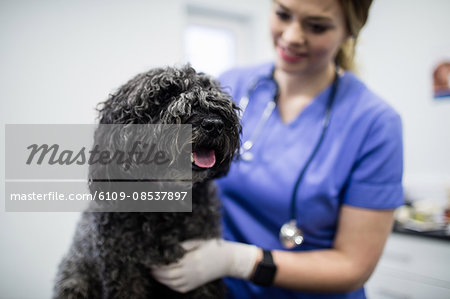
[95,72,154,124]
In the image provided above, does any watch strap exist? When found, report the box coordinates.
[251,249,277,286]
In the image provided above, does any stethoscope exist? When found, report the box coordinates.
[238,64,340,249]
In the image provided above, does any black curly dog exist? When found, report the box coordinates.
[53,65,241,298]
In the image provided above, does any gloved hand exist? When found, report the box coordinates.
[151,239,260,293]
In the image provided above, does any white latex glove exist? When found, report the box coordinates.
[151,239,259,293]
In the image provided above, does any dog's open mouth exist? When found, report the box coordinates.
[191,148,216,169]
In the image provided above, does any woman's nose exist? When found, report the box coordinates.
[282,22,305,46]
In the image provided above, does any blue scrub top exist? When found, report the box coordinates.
[216,63,404,299]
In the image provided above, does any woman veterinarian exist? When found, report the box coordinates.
[152,0,404,298]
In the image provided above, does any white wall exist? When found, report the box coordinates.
[1,1,184,298]
[356,0,450,192]
[1,0,449,298]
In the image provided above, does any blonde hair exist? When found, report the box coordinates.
[336,0,373,71]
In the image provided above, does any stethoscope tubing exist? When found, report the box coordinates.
[239,63,340,245]
[289,67,339,220]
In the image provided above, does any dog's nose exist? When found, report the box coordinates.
[201,118,224,136]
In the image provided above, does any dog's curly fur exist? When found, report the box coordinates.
[53,65,241,298]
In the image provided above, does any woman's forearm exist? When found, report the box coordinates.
[271,248,368,293]
[264,206,395,293]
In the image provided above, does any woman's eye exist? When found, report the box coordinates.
[308,23,329,34]
[275,10,290,21]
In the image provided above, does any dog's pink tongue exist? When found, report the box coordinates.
[193,149,216,168]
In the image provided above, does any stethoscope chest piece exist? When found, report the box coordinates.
[240,141,254,161]
[241,151,254,161]
[279,219,304,249]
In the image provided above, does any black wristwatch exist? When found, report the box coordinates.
[251,249,277,286]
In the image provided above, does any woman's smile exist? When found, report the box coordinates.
[277,45,307,63]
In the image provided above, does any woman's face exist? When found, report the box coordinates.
[270,0,349,75]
